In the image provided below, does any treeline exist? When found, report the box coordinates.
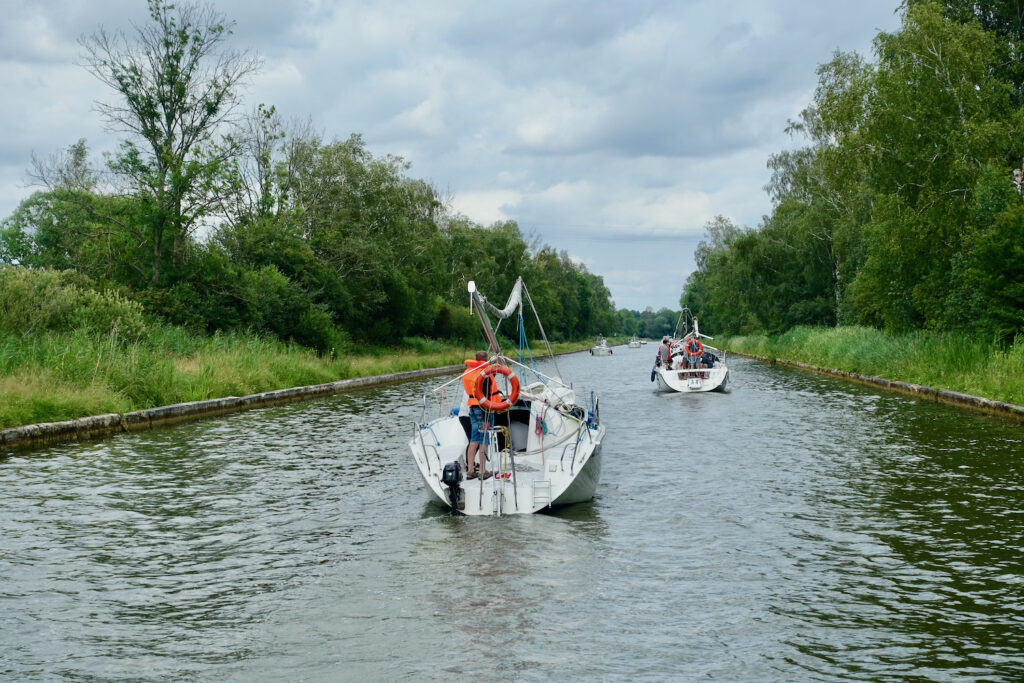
[682,1,1024,343]
[614,307,680,340]
[0,1,617,353]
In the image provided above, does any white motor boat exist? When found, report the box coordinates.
[651,310,729,393]
[627,335,641,348]
[590,336,613,356]
[409,278,605,516]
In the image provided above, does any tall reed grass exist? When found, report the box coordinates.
[721,326,1024,405]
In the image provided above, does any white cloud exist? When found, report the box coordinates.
[603,189,716,237]
[252,61,307,102]
[508,84,605,152]
[534,180,594,205]
[0,11,77,63]
[450,189,522,225]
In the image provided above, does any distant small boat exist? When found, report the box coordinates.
[590,336,613,356]
[627,335,641,348]
[651,310,729,393]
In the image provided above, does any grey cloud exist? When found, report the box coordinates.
[0,1,315,62]
[447,1,652,55]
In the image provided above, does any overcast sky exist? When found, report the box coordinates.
[0,0,903,311]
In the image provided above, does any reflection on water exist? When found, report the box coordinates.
[777,391,1024,680]
[1,353,1022,680]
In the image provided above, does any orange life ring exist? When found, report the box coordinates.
[685,339,704,357]
[473,364,520,412]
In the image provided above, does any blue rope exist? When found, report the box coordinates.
[419,424,440,446]
[518,312,536,370]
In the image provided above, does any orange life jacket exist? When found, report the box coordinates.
[462,359,501,407]
[462,359,486,407]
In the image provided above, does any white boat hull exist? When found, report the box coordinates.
[410,383,604,516]
[590,346,612,356]
[411,278,606,516]
[654,365,729,393]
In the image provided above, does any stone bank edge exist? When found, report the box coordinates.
[732,351,1024,422]
[1,364,463,452]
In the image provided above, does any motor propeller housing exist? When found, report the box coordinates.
[441,460,464,511]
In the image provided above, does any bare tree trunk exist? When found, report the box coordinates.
[152,224,163,285]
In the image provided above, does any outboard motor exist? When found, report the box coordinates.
[441,460,464,511]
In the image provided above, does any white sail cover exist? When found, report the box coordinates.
[476,277,523,320]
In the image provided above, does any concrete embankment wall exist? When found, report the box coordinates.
[1,364,463,452]
[731,351,1024,422]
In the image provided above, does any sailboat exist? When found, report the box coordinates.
[409,278,605,515]
[589,335,613,355]
[651,308,729,393]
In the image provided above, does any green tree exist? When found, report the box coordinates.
[847,2,1017,329]
[681,215,761,334]
[0,187,147,286]
[616,309,639,336]
[917,0,1024,104]
[279,133,448,341]
[80,0,260,285]
[766,95,875,324]
[949,164,1024,340]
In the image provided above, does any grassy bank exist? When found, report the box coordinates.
[0,326,591,430]
[720,326,1024,405]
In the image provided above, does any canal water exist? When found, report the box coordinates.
[1,348,1022,681]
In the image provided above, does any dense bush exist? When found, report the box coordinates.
[0,266,146,340]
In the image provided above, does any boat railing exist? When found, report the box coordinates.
[559,421,593,474]
[414,423,442,475]
[559,440,576,473]
[417,353,576,426]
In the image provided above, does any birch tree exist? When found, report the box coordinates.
[81,0,260,284]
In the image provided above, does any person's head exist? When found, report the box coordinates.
[476,351,488,361]
[662,336,669,343]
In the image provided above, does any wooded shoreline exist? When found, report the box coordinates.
[5,334,1020,454]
